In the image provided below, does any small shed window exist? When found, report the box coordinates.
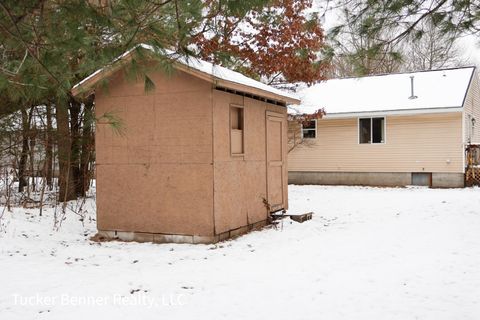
[302,120,316,139]
[359,117,385,144]
[230,105,244,154]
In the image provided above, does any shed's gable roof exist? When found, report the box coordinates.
[72,44,299,105]
[292,66,476,116]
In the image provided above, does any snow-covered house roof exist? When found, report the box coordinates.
[72,44,299,105]
[291,67,476,118]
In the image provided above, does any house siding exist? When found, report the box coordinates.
[288,112,464,174]
[463,72,480,144]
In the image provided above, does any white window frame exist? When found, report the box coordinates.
[301,119,317,139]
[358,117,386,144]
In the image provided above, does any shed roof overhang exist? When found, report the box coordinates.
[71,47,300,106]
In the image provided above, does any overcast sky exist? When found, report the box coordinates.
[315,2,480,68]
[458,35,480,66]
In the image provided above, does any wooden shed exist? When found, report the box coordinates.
[73,45,299,244]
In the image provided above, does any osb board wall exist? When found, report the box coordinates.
[288,112,463,173]
[212,90,288,235]
[95,67,215,236]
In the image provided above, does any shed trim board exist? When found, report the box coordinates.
[210,83,217,237]
[462,107,466,173]
[266,111,287,212]
[72,44,300,105]
[229,103,245,157]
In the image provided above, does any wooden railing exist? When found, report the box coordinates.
[466,144,480,187]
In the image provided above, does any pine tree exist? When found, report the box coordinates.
[2,0,320,201]
[328,1,479,48]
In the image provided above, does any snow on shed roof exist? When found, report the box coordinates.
[72,44,299,104]
[291,66,476,116]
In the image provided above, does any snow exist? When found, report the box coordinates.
[291,67,475,116]
[2,185,480,319]
[73,44,298,102]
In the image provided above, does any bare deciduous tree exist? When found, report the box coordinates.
[402,21,469,71]
[323,0,475,77]
[327,6,404,77]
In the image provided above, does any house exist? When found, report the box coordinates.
[288,66,480,188]
[72,45,299,244]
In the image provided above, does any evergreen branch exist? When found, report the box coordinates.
[123,0,174,49]
[7,80,48,90]
[386,0,449,45]
[0,2,74,99]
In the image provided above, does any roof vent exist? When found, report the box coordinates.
[409,76,418,99]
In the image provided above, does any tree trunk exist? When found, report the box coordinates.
[79,97,95,196]
[69,98,82,196]
[56,100,76,202]
[45,104,53,189]
[18,106,31,192]
[28,119,36,192]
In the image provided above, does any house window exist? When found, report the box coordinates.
[302,120,316,139]
[359,117,385,144]
[230,105,244,154]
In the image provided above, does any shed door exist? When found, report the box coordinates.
[266,111,285,212]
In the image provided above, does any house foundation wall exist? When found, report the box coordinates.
[95,220,268,244]
[432,173,465,188]
[289,171,465,188]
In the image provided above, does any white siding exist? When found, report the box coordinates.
[463,71,480,144]
[288,112,464,173]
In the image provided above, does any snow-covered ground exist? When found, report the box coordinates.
[1,185,480,320]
